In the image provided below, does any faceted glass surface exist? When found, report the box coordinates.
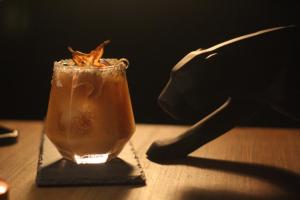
[45,59,135,164]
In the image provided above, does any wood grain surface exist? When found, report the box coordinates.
[0,120,299,200]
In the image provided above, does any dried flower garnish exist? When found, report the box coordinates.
[68,40,110,67]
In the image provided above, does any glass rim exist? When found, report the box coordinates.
[54,58,129,72]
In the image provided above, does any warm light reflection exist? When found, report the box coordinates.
[74,153,109,164]
[0,185,7,194]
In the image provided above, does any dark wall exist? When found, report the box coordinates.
[0,0,299,126]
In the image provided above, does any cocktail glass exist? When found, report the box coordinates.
[45,59,135,164]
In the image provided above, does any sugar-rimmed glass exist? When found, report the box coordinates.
[45,59,135,164]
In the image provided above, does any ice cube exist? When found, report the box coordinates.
[73,82,95,97]
[72,72,103,98]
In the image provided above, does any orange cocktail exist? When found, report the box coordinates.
[45,41,135,164]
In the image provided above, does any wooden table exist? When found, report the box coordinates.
[0,120,300,200]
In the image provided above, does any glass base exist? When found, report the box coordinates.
[36,133,146,186]
[74,153,110,164]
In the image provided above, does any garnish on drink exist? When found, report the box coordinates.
[45,41,135,164]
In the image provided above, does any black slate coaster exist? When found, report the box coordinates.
[36,134,146,186]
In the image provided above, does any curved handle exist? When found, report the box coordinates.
[146,98,260,161]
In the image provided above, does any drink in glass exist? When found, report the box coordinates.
[45,42,135,164]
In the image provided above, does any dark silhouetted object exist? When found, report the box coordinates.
[147,26,300,160]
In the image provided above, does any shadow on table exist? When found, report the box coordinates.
[150,156,300,199]
[179,187,298,200]
[28,183,136,200]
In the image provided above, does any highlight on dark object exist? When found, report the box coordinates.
[0,125,18,146]
[147,25,299,160]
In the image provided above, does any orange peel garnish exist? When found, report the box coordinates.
[68,40,110,67]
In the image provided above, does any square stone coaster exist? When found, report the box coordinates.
[36,133,146,186]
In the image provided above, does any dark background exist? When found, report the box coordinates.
[0,0,299,126]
